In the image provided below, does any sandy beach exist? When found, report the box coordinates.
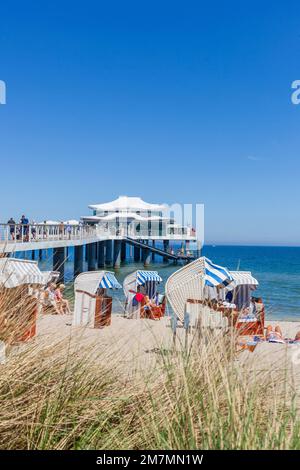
[3,311,300,450]
[36,314,176,382]
[33,313,300,390]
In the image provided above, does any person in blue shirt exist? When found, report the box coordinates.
[20,214,29,240]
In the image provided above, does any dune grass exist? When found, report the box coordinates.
[0,288,300,450]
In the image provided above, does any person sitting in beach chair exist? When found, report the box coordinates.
[43,283,62,315]
[54,284,71,314]
[141,295,161,320]
[155,293,166,316]
[235,298,264,336]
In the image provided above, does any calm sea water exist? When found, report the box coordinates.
[35,244,300,321]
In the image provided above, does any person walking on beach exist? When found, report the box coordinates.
[7,217,16,240]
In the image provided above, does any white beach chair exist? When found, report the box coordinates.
[185,300,229,332]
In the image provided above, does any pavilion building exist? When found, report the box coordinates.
[81,195,194,240]
[80,196,198,269]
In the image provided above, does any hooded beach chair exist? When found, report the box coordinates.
[123,270,164,319]
[166,257,232,334]
[73,271,121,328]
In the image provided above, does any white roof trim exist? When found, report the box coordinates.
[88,196,166,212]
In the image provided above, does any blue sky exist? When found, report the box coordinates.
[0,0,300,245]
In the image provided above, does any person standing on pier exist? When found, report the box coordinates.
[66,222,72,240]
[31,220,37,240]
[20,215,29,241]
[59,221,64,239]
[7,217,16,240]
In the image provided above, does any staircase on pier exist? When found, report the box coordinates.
[124,237,196,262]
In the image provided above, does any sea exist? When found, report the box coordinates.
[34,244,300,322]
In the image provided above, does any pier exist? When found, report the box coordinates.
[0,196,200,281]
[0,223,197,280]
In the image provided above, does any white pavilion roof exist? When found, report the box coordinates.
[88,196,166,212]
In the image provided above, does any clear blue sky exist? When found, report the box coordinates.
[1,0,300,245]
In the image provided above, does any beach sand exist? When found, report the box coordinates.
[237,321,300,387]
[36,314,177,382]
[33,314,300,389]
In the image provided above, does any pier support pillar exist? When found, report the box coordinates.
[152,240,156,261]
[85,245,88,262]
[105,240,113,267]
[53,247,65,283]
[97,241,105,268]
[185,240,190,256]
[39,249,43,260]
[74,245,84,276]
[196,241,201,258]
[163,240,170,263]
[87,242,97,271]
[121,241,126,262]
[113,240,121,269]
[143,247,151,267]
[31,250,35,260]
[134,245,140,262]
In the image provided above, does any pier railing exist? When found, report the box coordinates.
[0,223,98,244]
[0,222,197,247]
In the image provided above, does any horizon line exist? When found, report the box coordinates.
[203,242,300,248]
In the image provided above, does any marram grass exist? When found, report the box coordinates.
[0,290,300,450]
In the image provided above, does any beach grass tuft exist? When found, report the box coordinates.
[0,290,300,450]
